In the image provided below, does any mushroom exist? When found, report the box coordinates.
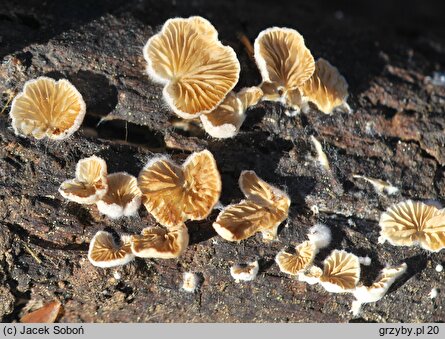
[254,27,315,114]
[379,200,445,252]
[130,224,189,259]
[318,250,360,293]
[96,172,142,219]
[182,272,200,292]
[230,260,259,282]
[59,156,108,204]
[200,86,263,139]
[351,263,407,316]
[297,265,324,285]
[10,76,86,140]
[275,241,316,275]
[200,92,245,139]
[88,231,134,268]
[143,16,240,119]
[138,150,221,227]
[213,170,290,241]
[20,300,62,323]
[301,58,350,114]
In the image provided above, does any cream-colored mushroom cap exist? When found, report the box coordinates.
[254,27,315,90]
[302,58,350,114]
[200,86,263,139]
[318,250,360,293]
[275,241,316,275]
[297,265,323,285]
[230,260,259,282]
[130,224,189,259]
[59,156,108,204]
[213,170,290,241]
[138,150,221,227]
[200,91,245,139]
[88,231,134,268]
[10,76,86,140]
[143,16,240,119]
[351,263,407,316]
[379,200,445,252]
[96,172,142,219]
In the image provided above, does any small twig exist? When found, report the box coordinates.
[237,32,255,62]
[0,94,14,115]
[23,242,42,264]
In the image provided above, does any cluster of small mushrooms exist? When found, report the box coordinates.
[6,16,445,317]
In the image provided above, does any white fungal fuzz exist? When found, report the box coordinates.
[429,288,438,299]
[358,256,372,266]
[113,271,122,280]
[307,223,332,250]
[182,272,200,293]
[310,205,319,216]
[435,264,443,273]
[310,136,330,171]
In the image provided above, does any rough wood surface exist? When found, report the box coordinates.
[0,0,444,323]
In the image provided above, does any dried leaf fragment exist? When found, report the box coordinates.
[302,58,350,114]
[353,175,399,195]
[276,241,316,275]
[59,156,108,204]
[143,16,240,118]
[310,135,330,171]
[96,172,142,219]
[379,200,445,252]
[138,150,221,227]
[10,77,86,140]
[130,224,189,259]
[213,170,290,241]
[20,301,62,323]
[88,231,134,268]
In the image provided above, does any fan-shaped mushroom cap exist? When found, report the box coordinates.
[302,58,350,114]
[276,241,316,275]
[379,200,445,252]
[254,27,315,90]
[230,260,259,282]
[200,92,245,139]
[138,150,221,227]
[59,156,108,204]
[319,250,360,293]
[200,86,264,139]
[143,16,240,119]
[213,170,290,241]
[351,263,407,316]
[237,86,264,110]
[10,77,86,140]
[96,172,142,219]
[254,27,314,112]
[130,224,189,259]
[88,231,134,268]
